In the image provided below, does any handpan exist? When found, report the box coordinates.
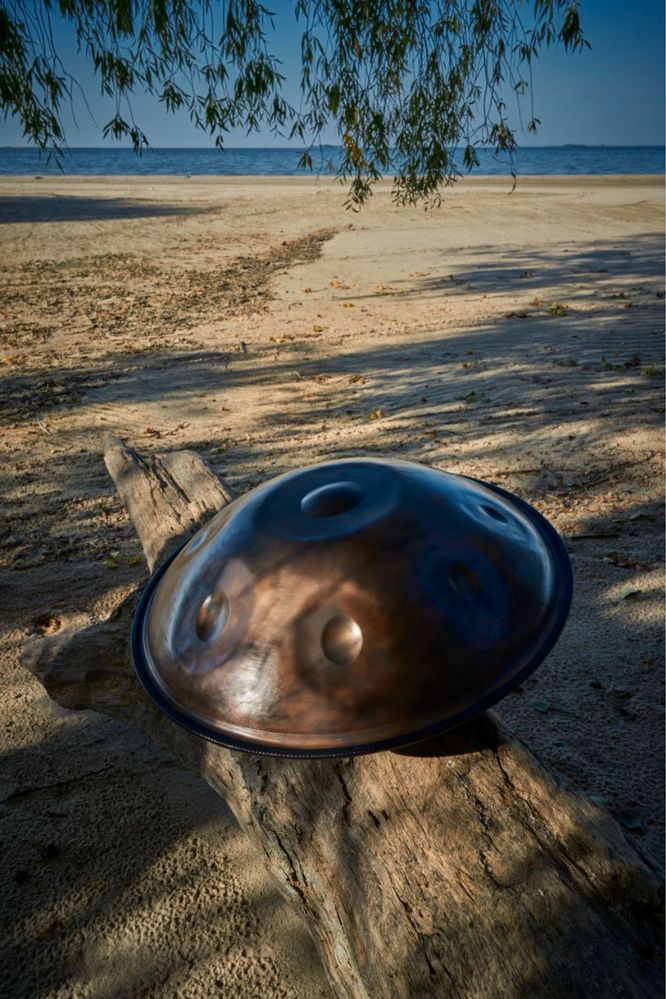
[131,459,572,757]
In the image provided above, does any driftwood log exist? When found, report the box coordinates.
[23,434,663,998]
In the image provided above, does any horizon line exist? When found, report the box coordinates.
[1,143,664,151]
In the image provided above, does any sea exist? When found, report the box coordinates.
[0,145,663,177]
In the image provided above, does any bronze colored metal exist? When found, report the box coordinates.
[132,459,572,757]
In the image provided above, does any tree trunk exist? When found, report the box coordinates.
[22,434,664,999]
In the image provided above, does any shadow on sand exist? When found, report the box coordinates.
[0,194,204,225]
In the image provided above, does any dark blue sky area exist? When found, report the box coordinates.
[2,1,664,147]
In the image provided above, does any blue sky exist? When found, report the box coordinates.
[2,0,664,147]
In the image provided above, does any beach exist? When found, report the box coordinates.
[1,174,664,996]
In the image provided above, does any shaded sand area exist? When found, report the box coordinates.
[1,174,664,996]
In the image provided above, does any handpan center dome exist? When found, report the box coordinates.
[132,458,572,757]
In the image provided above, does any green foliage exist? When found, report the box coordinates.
[0,1,588,206]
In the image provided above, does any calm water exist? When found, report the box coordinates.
[0,145,663,176]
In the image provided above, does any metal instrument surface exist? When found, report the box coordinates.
[132,459,572,757]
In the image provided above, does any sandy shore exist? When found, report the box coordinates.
[1,174,664,997]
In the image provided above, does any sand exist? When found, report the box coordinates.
[0,174,664,997]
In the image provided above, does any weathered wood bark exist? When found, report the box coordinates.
[22,434,663,998]
[104,436,234,572]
